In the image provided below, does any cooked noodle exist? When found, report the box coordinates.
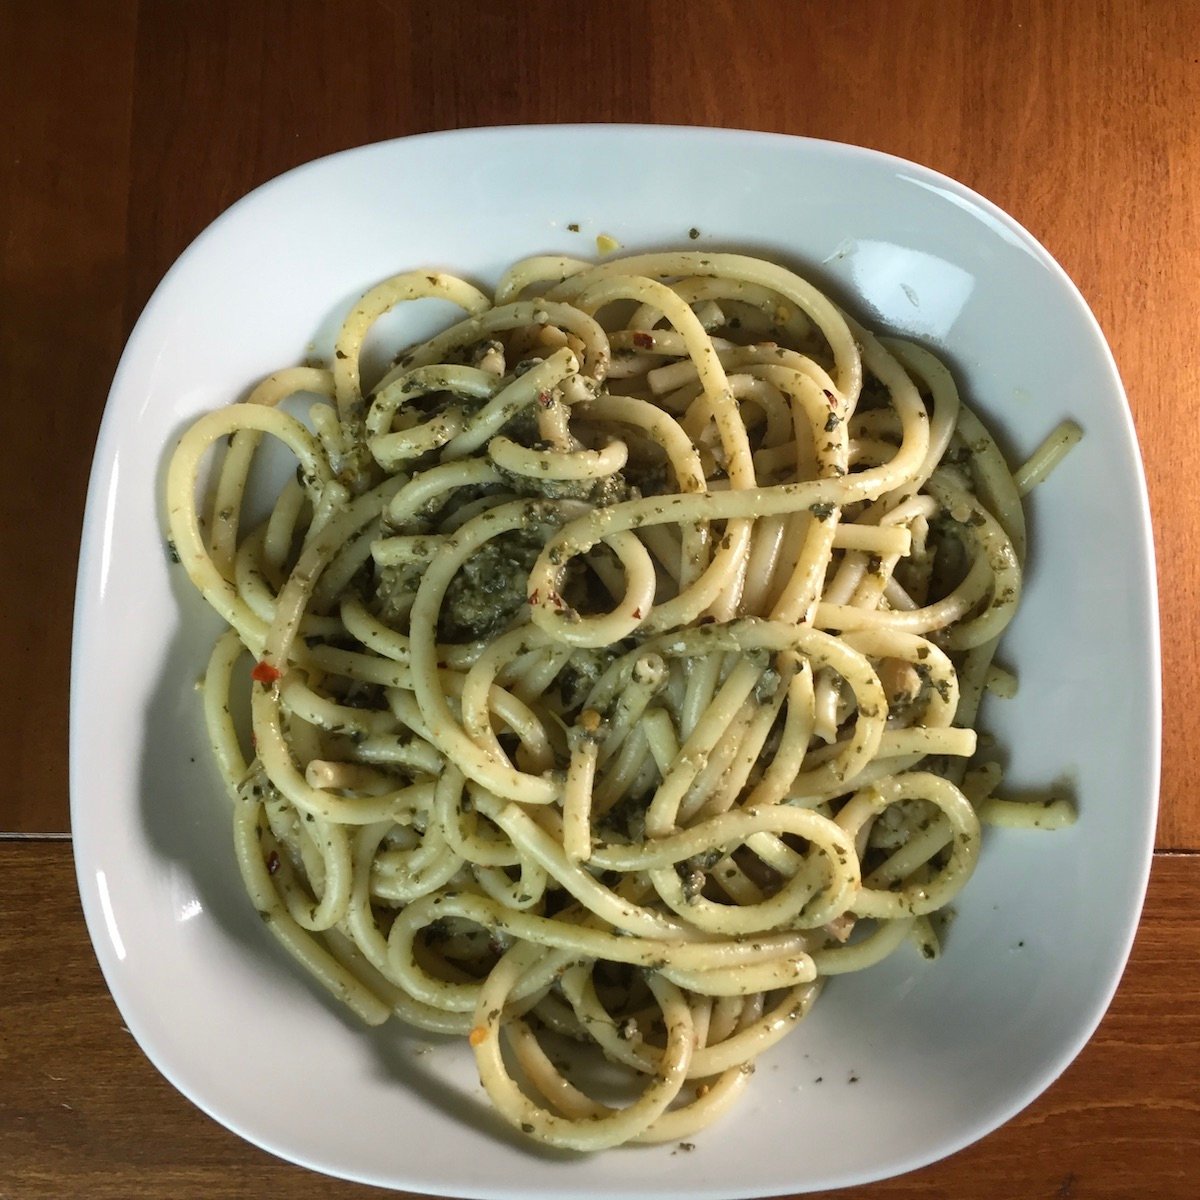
[165,251,1078,1150]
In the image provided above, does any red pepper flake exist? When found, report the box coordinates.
[251,661,281,685]
[266,850,281,876]
[529,587,540,605]
[632,331,655,350]
[536,389,553,407]
[632,607,643,619]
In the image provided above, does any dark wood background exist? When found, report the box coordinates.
[2,2,1196,1197]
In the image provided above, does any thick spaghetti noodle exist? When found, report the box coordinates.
[165,251,1077,1150]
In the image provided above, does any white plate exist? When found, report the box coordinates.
[71,126,1159,1198]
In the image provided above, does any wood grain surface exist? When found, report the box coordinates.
[1,1,1195,1197]
[3,845,1197,1200]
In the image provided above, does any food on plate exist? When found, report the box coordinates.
[165,251,1078,1149]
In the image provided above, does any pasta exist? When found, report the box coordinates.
[165,251,1078,1151]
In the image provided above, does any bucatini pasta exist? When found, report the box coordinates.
[165,251,1078,1150]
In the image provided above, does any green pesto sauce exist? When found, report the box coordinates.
[438,527,546,642]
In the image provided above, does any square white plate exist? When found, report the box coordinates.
[71,126,1159,1198]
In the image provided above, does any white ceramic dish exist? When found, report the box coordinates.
[71,126,1159,1198]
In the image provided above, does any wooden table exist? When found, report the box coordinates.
[3,2,1196,1196]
